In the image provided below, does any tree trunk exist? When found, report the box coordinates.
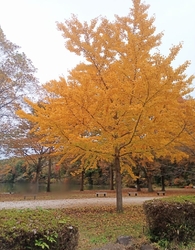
[161,174,165,191]
[147,175,154,192]
[80,170,85,191]
[115,148,123,212]
[47,158,52,192]
[160,165,166,191]
[136,178,141,191]
[88,172,93,186]
[34,157,42,193]
[109,164,114,190]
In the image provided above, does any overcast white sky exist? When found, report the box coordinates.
[0,0,194,89]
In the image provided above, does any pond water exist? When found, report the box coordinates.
[0,182,109,194]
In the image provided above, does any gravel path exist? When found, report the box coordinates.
[0,197,158,210]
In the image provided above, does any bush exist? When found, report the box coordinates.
[0,209,78,250]
[143,198,195,244]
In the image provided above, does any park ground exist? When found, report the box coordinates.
[0,187,195,209]
[1,187,195,200]
[1,187,195,249]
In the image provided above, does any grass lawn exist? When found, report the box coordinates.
[65,205,146,249]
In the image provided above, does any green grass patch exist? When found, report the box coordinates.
[160,194,195,203]
[59,205,146,249]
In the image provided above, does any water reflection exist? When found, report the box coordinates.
[0,182,109,194]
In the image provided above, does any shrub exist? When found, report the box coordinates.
[173,177,186,187]
[143,198,195,245]
[0,209,78,250]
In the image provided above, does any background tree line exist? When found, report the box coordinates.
[1,155,195,192]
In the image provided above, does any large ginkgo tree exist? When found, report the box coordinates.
[18,0,194,212]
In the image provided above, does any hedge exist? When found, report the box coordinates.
[143,198,195,244]
[0,209,78,250]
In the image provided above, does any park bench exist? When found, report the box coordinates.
[23,194,37,200]
[157,191,165,196]
[96,192,107,197]
[1,192,14,195]
[128,192,138,196]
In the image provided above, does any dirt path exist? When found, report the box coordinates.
[0,196,159,210]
